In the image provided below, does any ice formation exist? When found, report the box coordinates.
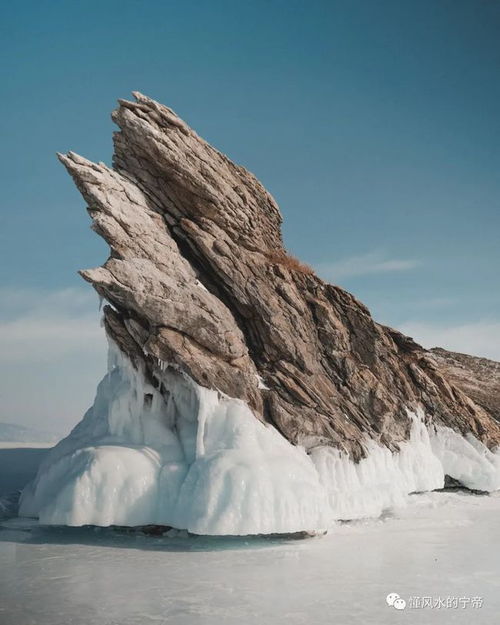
[19,343,328,534]
[430,426,500,492]
[310,414,445,520]
[19,342,500,534]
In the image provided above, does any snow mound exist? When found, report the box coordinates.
[20,345,500,534]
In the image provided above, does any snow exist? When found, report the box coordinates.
[18,342,500,534]
[256,374,270,390]
[1,492,500,624]
[195,278,209,292]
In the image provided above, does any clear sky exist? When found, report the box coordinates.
[1,0,499,433]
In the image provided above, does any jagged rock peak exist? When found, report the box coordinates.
[59,92,500,456]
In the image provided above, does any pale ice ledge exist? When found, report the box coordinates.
[19,343,500,534]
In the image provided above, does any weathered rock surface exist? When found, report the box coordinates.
[59,92,500,458]
[430,348,500,424]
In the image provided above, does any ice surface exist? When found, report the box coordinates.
[19,343,500,534]
[2,492,500,625]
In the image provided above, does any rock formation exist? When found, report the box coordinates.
[19,93,500,533]
[59,92,500,455]
[430,348,500,424]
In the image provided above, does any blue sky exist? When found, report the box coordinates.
[1,0,499,432]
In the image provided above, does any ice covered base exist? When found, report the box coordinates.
[20,345,500,535]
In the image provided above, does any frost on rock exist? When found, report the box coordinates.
[20,346,500,534]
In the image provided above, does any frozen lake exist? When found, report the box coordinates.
[1,443,499,624]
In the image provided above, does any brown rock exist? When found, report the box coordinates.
[430,348,500,424]
[58,92,500,459]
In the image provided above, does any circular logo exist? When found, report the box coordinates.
[386,593,400,607]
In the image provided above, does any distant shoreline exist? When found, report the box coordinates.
[0,442,55,449]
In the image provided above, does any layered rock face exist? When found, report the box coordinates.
[59,92,500,455]
[19,93,500,533]
[430,348,500,424]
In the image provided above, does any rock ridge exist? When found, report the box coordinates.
[58,92,500,458]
